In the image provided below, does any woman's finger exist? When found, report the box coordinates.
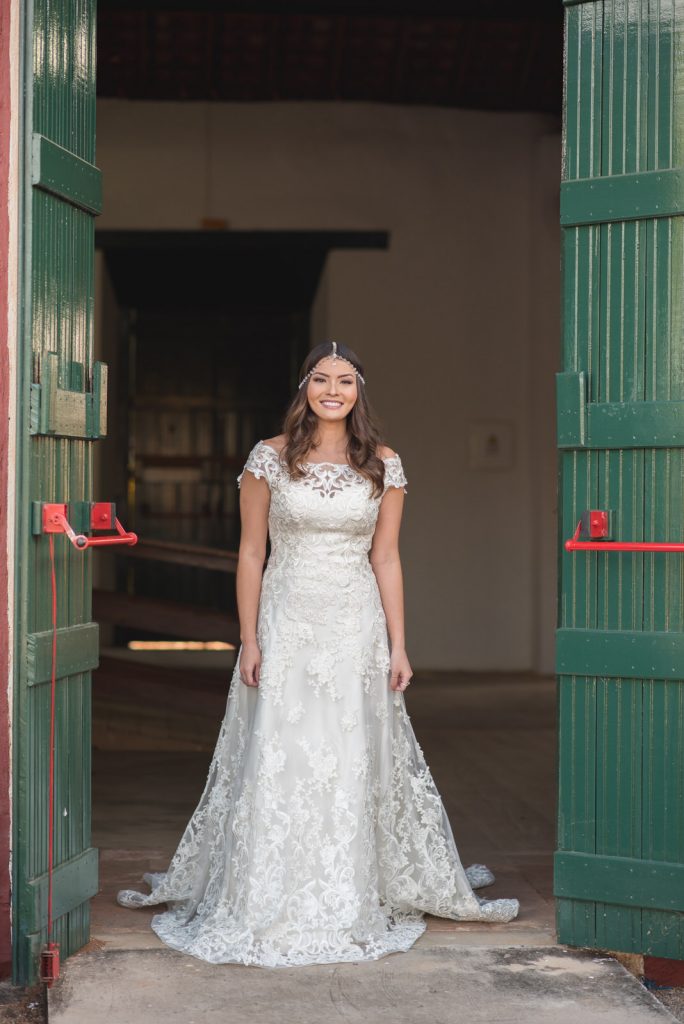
[240,663,258,686]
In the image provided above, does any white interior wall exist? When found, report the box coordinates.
[96,99,560,673]
[93,251,124,645]
[530,134,562,674]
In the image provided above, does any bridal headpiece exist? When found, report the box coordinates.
[298,341,366,390]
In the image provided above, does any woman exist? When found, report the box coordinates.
[116,340,520,967]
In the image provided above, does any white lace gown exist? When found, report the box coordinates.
[116,440,519,967]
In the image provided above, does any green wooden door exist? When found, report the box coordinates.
[13,0,103,985]
[555,1,684,958]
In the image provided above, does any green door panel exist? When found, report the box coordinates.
[560,167,684,226]
[555,853,684,914]
[23,849,100,935]
[556,0,684,959]
[13,0,100,986]
[26,623,100,686]
[30,353,108,439]
[556,628,684,680]
[31,133,103,215]
[557,371,684,448]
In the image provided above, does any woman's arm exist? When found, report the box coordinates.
[369,469,413,691]
[235,471,270,685]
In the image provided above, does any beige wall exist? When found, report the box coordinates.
[96,99,560,673]
[93,250,125,646]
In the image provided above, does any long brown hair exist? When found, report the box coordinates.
[279,340,388,499]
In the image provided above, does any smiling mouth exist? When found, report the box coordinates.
[320,400,343,407]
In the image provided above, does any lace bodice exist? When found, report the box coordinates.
[237,440,408,570]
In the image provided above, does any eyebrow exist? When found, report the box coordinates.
[311,369,355,377]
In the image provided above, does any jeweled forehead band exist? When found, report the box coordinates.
[298,341,366,389]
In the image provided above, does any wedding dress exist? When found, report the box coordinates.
[116,439,519,967]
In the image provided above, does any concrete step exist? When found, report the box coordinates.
[47,944,678,1024]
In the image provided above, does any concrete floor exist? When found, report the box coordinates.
[45,663,678,1023]
[48,946,677,1024]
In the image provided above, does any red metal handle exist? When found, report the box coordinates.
[42,505,138,549]
[565,521,684,553]
[69,515,138,549]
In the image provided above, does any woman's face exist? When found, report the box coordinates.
[306,356,358,421]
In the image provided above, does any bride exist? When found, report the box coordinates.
[116,339,520,967]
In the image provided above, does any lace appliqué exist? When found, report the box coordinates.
[237,441,408,499]
[301,463,360,498]
[236,441,283,489]
[382,454,408,495]
[116,436,519,969]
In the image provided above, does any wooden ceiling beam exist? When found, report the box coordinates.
[96,10,563,113]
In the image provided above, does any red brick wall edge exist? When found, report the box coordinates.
[0,0,14,980]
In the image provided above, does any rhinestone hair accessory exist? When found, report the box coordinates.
[298,341,366,390]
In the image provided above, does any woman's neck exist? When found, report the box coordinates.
[312,423,348,456]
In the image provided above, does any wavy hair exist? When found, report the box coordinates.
[278,340,388,499]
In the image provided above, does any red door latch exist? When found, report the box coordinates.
[566,509,684,552]
[41,502,138,549]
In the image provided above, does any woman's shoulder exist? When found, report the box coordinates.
[377,444,398,460]
[238,436,289,490]
[260,435,287,455]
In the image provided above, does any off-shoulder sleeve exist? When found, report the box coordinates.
[237,441,280,490]
[382,453,408,495]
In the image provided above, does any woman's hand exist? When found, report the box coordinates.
[239,640,261,687]
[389,647,413,691]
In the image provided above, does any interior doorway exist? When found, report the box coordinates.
[87,1,562,958]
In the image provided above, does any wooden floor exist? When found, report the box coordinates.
[90,655,558,951]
